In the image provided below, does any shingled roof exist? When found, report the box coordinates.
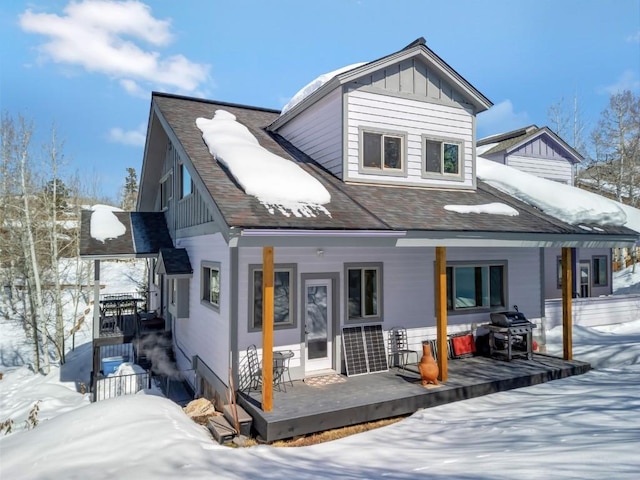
[79,211,173,258]
[148,93,635,243]
[478,125,583,163]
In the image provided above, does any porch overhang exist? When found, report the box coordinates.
[231,228,638,249]
[79,210,174,260]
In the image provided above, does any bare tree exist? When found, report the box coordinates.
[547,92,588,158]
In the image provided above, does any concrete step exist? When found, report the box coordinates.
[223,404,252,437]
[207,416,236,444]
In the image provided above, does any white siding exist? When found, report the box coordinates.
[507,155,573,184]
[278,88,344,178]
[172,233,231,386]
[346,89,474,188]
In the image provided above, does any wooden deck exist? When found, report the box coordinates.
[237,354,590,442]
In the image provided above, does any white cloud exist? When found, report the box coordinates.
[627,30,640,43]
[108,123,146,147]
[599,70,640,95]
[476,99,530,137]
[19,0,210,95]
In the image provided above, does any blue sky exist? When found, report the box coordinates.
[1,0,639,201]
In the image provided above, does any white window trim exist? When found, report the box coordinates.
[358,127,407,177]
[446,260,508,314]
[345,262,383,323]
[421,135,465,182]
[201,261,221,312]
[248,263,297,332]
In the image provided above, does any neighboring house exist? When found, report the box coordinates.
[478,126,612,299]
[81,39,638,411]
[477,125,583,185]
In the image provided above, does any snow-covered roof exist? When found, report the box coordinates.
[280,62,366,115]
[476,157,629,227]
[90,205,125,243]
[196,110,331,218]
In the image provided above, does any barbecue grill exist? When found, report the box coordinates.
[487,308,536,361]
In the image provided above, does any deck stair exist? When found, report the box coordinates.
[207,404,252,444]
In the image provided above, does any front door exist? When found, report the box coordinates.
[304,279,332,372]
[579,261,591,298]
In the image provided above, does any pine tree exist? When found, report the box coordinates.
[120,167,138,211]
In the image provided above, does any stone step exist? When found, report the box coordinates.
[223,404,252,437]
[207,416,236,444]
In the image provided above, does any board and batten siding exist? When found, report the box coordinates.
[161,140,215,238]
[346,89,474,188]
[171,233,231,389]
[278,88,344,178]
[236,245,542,378]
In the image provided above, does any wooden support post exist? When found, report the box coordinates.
[561,247,573,360]
[261,246,274,411]
[435,246,448,382]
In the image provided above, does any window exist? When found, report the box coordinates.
[423,137,462,177]
[201,262,220,309]
[446,262,506,311]
[249,264,296,330]
[556,256,563,289]
[179,163,193,199]
[170,279,177,305]
[360,130,405,174]
[346,264,382,321]
[160,173,173,209]
[592,256,608,286]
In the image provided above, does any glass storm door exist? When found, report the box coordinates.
[579,262,591,298]
[304,279,332,372]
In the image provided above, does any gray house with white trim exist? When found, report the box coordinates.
[82,39,638,412]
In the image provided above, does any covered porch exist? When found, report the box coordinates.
[238,353,590,442]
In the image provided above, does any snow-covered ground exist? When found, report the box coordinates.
[613,263,640,295]
[1,262,640,479]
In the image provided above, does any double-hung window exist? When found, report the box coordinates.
[201,262,220,309]
[346,263,382,321]
[592,256,608,286]
[361,130,405,175]
[423,137,463,178]
[249,264,296,330]
[446,262,506,312]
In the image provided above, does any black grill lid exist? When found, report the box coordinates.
[490,311,529,327]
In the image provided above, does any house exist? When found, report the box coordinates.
[81,39,638,436]
[477,125,614,299]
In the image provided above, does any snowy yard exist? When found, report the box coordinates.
[1,264,639,479]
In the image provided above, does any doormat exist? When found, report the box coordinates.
[303,374,347,387]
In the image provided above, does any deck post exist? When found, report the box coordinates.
[435,246,448,381]
[262,246,274,411]
[561,247,573,360]
[93,260,101,339]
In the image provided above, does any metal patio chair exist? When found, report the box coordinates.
[244,344,262,391]
[388,327,419,371]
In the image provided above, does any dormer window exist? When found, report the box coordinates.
[423,136,463,179]
[360,129,407,176]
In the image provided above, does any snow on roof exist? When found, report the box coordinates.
[196,110,331,217]
[444,202,519,216]
[280,62,366,115]
[90,204,126,243]
[618,202,640,235]
[476,157,627,227]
